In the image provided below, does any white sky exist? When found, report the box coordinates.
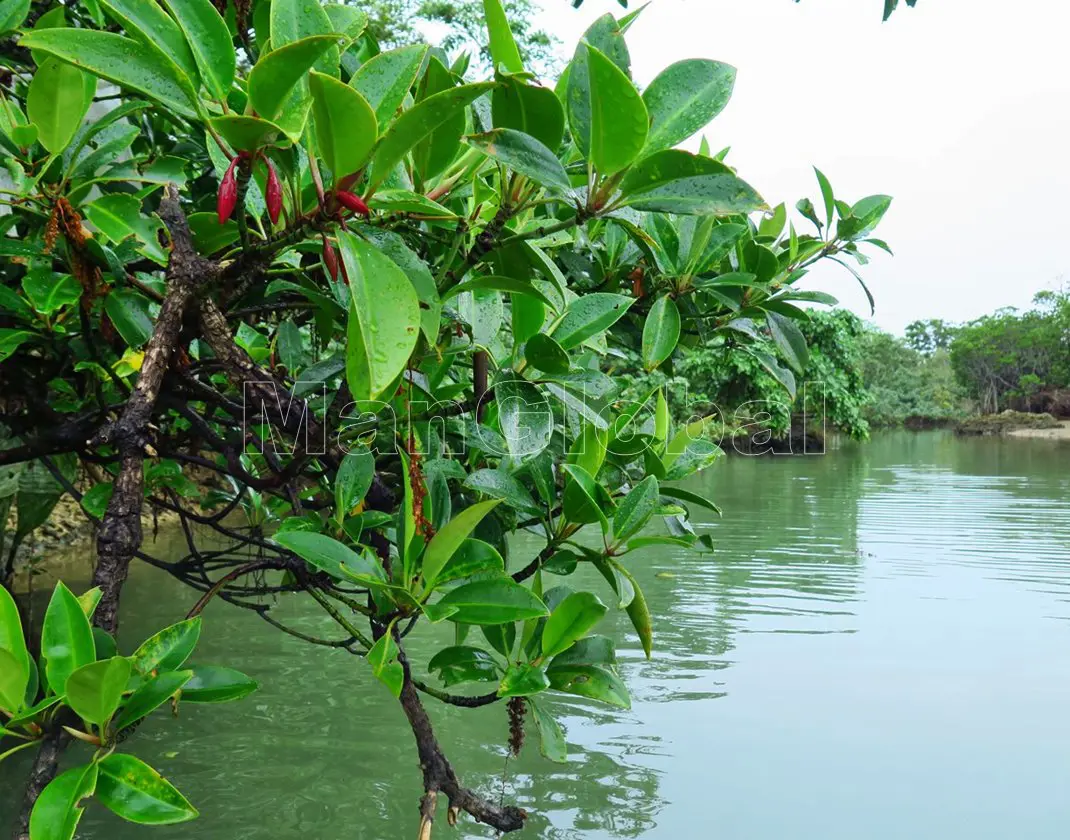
[528,0,1070,333]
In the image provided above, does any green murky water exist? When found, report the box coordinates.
[4,431,1070,838]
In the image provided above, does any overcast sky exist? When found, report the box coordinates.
[525,0,1070,334]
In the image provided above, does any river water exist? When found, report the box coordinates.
[3,431,1070,839]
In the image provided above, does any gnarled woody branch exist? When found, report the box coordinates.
[12,185,217,840]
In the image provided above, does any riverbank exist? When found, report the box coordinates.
[955,410,1062,436]
[1008,420,1070,440]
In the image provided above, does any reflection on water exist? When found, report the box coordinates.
[3,432,1070,839]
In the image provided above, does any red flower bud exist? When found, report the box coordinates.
[217,156,239,225]
[336,190,370,218]
[322,236,339,282]
[265,159,282,225]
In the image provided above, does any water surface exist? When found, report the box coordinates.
[4,431,1069,838]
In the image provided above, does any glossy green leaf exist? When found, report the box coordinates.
[641,295,681,371]
[584,44,647,175]
[96,0,198,82]
[657,485,721,517]
[421,499,502,591]
[551,293,634,350]
[492,77,564,151]
[97,753,198,825]
[498,662,549,698]
[335,446,374,519]
[323,4,366,38]
[541,591,607,658]
[158,0,233,101]
[618,564,652,658]
[269,0,338,75]
[0,0,31,32]
[496,379,553,458]
[561,463,609,531]
[524,333,569,374]
[209,115,285,153]
[19,29,198,118]
[620,150,765,216]
[547,663,630,709]
[64,656,131,727]
[180,664,257,702]
[443,274,555,309]
[366,629,404,697]
[130,617,201,675]
[643,59,736,154]
[104,290,154,347]
[114,670,192,731]
[21,270,79,316]
[0,586,28,712]
[41,582,95,697]
[309,69,377,180]
[337,231,420,401]
[350,44,427,128]
[84,194,166,264]
[274,530,382,582]
[528,698,567,762]
[428,645,499,687]
[814,166,835,227]
[27,58,91,153]
[567,422,607,479]
[613,476,659,544]
[464,128,570,193]
[247,35,339,122]
[367,82,494,194]
[482,0,523,73]
[435,577,548,625]
[465,470,540,517]
[765,309,809,373]
[28,763,98,840]
[437,539,505,585]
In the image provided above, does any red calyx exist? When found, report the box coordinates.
[322,235,340,282]
[217,156,239,225]
[265,159,282,225]
[336,190,370,218]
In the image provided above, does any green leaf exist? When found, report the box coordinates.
[547,664,630,709]
[524,333,569,374]
[814,166,835,227]
[84,194,166,265]
[641,295,680,371]
[41,582,95,697]
[335,446,374,519]
[765,309,809,373]
[0,329,34,363]
[247,34,340,122]
[367,82,494,194]
[29,764,98,840]
[27,58,91,153]
[567,422,607,479]
[0,586,29,713]
[130,618,201,675]
[528,698,567,762]
[465,470,539,517]
[428,645,499,687]
[643,59,736,154]
[19,29,199,119]
[549,634,616,667]
[209,115,285,153]
[64,656,131,727]
[657,485,721,517]
[464,128,570,193]
[80,481,112,519]
[620,150,765,215]
[613,476,659,544]
[551,293,634,350]
[436,577,548,626]
[97,753,198,825]
[541,592,607,658]
[443,274,554,309]
[437,539,505,585]
[269,0,338,75]
[492,76,564,152]
[180,664,257,702]
[103,290,154,347]
[350,44,427,129]
[114,670,192,731]
[617,564,653,658]
[158,0,233,101]
[274,530,382,582]
[482,0,523,73]
[0,0,31,32]
[583,44,647,176]
[309,70,377,180]
[338,231,421,402]
[421,499,502,591]
[496,379,553,458]
[561,463,609,531]
[21,270,79,315]
[366,628,404,697]
[498,662,549,698]
[96,0,198,82]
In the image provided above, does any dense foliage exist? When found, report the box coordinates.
[859,327,964,426]
[0,1,892,838]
